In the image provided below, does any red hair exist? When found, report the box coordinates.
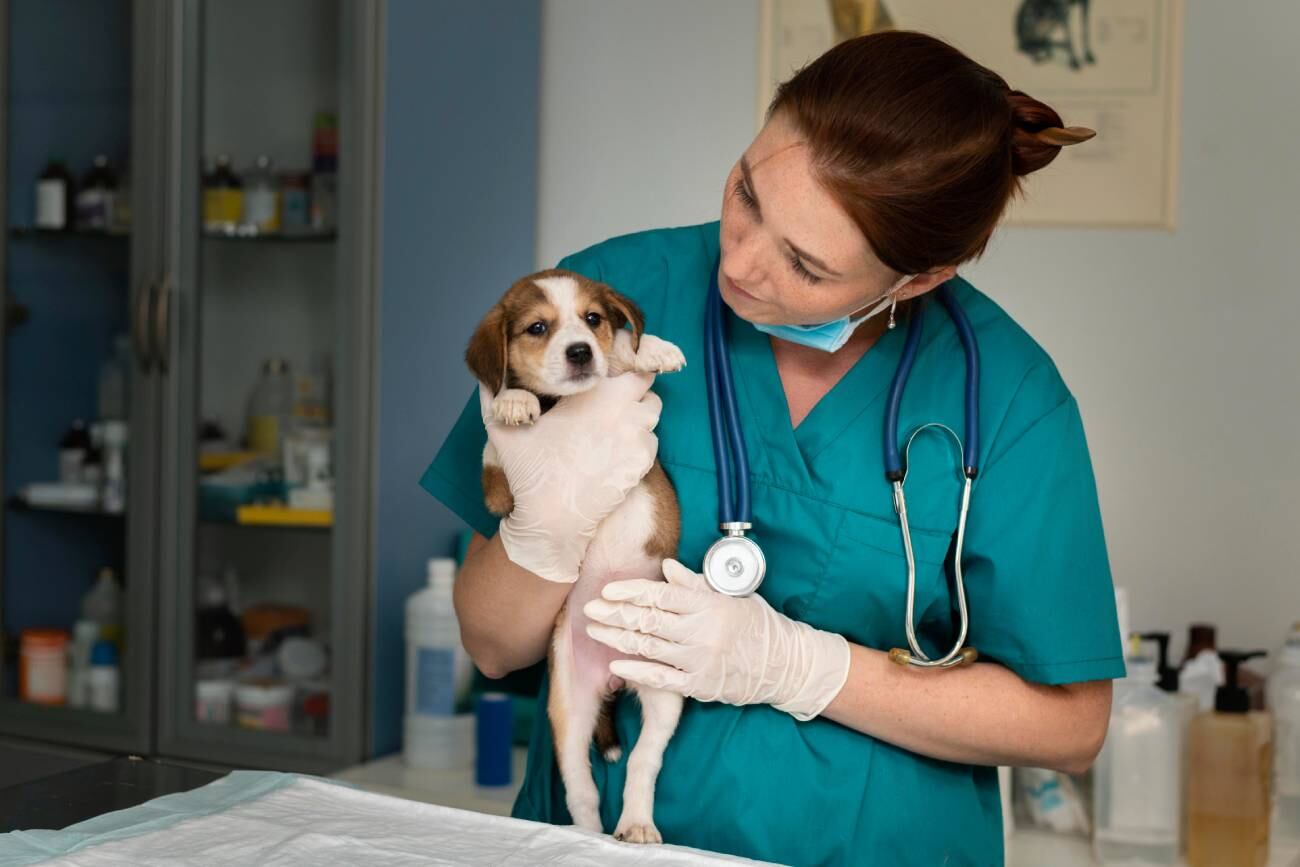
[768,31,1090,273]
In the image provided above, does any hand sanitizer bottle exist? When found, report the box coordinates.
[1093,635,1183,864]
[1188,649,1272,867]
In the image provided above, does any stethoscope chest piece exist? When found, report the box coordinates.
[703,525,766,596]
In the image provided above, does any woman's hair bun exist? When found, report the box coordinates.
[1007,89,1094,176]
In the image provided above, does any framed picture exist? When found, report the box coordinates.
[757,0,1184,228]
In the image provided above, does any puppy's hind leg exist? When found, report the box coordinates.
[614,686,684,844]
[549,608,607,833]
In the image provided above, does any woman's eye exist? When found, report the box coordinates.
[584,312,603,327]
[732,178,757,211]
[787,252,821,285]
[526,321,547,336]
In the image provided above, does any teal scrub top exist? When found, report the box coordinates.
[420,221,1124,867]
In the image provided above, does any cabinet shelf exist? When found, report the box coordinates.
[202,229,336,243]
[7,496,124,519]
[9,226,129,240]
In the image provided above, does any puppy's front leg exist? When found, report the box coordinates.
[492,388,541,426]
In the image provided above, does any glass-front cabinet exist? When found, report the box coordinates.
[0,0,160,755]
[0,0,376,773]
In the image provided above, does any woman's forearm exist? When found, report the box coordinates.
[821,643,1112,774]
[454,532,569,678]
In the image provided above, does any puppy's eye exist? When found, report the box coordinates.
[584,312,603,327]
[526,321,547,336]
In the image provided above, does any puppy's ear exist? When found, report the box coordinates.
[599,285,645,352]
[465,304,508,392]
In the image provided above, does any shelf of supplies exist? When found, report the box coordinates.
[7,496,124,519]
[202,229,336,243]
[9,226,129,239]
[235,505,332,529]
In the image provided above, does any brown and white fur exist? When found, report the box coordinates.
[466,269,685,843]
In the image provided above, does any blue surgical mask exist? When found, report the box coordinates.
[752,273,915,353]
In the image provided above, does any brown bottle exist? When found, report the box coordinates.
[1187,650,1272,867]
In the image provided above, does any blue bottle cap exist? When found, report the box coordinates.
[90,639,118,666]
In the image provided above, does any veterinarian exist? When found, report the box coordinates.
[421,31,1123,866]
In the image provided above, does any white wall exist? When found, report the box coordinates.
[538,1,1300,660]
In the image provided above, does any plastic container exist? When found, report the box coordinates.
[476,693,513,787]
[75,155,117,230]
[246,359,294,459]
[88,640,120,713]
[1269,624,1300,846]
[235,681,293,732]
[20,629,68,704]
[67,620,102,708]
[195,679,235,724]
[59,419,92,483]
[1093,638,1183,864]
[83,568,123,646]
[404,558,475,769]
[241,155,279,233]
[1188,650,1273,867]
[35,160,73,230]
[202,154,242,233]
[277,636,327,680]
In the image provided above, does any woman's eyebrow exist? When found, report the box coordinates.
[740,155,843,279]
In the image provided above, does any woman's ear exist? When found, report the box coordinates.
[598,285,645,352]
[465,304,509,392]
[897,266,957,302]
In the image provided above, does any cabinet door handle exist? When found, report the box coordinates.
[134,279,157,371]
[152,273,173,373]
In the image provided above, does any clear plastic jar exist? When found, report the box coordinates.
[246,358,294,459]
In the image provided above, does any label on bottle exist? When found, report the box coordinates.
[414,647,455,716]
[35,179,65,229]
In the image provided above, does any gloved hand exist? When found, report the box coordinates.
[479,373,662,584]
[582,559,851,721]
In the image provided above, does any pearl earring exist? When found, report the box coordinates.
[887,295,898,330]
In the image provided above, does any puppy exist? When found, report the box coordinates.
[466,268,685,843]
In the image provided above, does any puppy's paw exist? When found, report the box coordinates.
[601,745,623,763]
[632,334,685,374]
[491,388,540,426]
[614,819,662,845]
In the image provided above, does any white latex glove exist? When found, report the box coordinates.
[479,373,661,584]
[582,558,851,721]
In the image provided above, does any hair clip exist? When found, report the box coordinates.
[1034,126,1096,146]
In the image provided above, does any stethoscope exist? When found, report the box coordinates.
[702,264,981,669]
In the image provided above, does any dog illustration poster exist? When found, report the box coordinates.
[758,0,1183,228]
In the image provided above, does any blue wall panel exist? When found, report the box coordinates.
[373,0,540,756]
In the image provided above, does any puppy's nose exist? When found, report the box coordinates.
[566,342,593,365]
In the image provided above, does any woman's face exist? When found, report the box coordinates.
[718,113,908,327]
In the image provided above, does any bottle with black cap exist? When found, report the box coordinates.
[1141,631,1198,856]
[1187,649,1272,867]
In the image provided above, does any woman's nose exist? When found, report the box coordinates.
[724,230,766,287]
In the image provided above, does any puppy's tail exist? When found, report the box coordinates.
[594,694,621,762]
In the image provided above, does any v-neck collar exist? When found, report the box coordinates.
[729,300,908,465]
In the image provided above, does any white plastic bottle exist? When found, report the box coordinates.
[1270,623,1300,845]
[82,568,123,645]
[88,639,120,713]
[404,558,474,769]
[1093,639,1183,865]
